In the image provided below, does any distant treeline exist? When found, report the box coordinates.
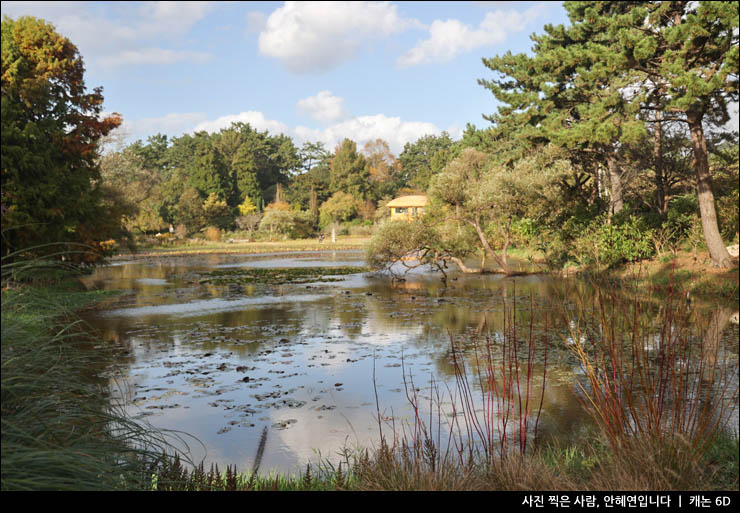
[2,3,738,269]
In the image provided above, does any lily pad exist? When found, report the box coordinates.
[197,266,368,286]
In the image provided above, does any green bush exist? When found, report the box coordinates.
[716,187,739,243]
[666,194,700,241]
[511,217,541,247]
[288,211,316,239]
[576,215,655,268]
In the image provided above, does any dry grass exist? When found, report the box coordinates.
[122,236,370,258]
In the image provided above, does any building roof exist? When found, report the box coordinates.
[386,195,428,208]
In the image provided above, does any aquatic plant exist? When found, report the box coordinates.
[366,290,549,485]
[197,266,368,285]
[563,277,738,469]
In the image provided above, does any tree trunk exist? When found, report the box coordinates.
[607,152,624,218]
[448,256,482,274]
[309,187,318,225]
[653,110,667,216]
[470,217,511,274]
[686,110,733,268]
[501,215,512,267]
[589,166,600,205]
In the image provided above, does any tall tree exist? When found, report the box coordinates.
[480,2,646,219]
[631,1,737,267]
[2,16,122,259]
[329,139,369,198]
[398,133,456,191]
[231,142,263,209]
[129,133,170,176]
[362,139,401,193]
[481,1,738,267]
[298,141,331,174]
[98,146,165,233]
[184,134,229,200]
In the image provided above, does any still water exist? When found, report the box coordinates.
[79,250,739,476]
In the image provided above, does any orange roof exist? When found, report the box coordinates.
[386,195,428,208]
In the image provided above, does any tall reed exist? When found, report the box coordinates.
[444,293,549,465]
[1,249,183,490]
[562,277,738,467]
[368,290,550,485]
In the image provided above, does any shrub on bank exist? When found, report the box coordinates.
[204,226,222,242]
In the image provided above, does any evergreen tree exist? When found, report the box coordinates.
[329,139,370,199]
[398,133,456,191]
[185,135,229,200]
[480,1,738,267]
[1,16,122,260]
[231,143,263,209]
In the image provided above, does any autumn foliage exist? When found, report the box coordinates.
[2,16,122,261]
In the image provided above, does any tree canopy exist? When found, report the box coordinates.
[2,15,122,260]
[479,0,738,267]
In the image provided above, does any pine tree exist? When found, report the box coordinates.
[480,1,738,267]
[329,139,370,199]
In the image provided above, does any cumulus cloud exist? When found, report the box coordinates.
[189,109,442,155]
[297,91,349,124]
[291,114,441,155]
[193,111,292,136]
[320,115,440,154]
[137,1,214,38]
[258,1,422,74]
[398,4,541,67]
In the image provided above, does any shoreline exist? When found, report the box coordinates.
[110,238,370,260]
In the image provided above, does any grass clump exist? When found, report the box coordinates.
[148,454,354,491]
[557,276,738,490]
[1,253,179,490]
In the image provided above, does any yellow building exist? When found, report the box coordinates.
[387,195,428,221]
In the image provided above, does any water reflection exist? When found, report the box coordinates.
[79,251,739,476]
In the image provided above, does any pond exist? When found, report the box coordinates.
[79,250,739,476]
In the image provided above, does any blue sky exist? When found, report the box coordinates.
[1,1,574,154]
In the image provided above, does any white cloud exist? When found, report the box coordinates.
[323,115,440,154]
[297,91,349,124]
[193,111,292,136]
[258,1,422,74]
[98,48,212,68]
[190,110,442,155]
[293,114,441,154]
[1,1,215,69]
[398,4,541,67]
[137,1,214,38]
[121,112,208,142]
